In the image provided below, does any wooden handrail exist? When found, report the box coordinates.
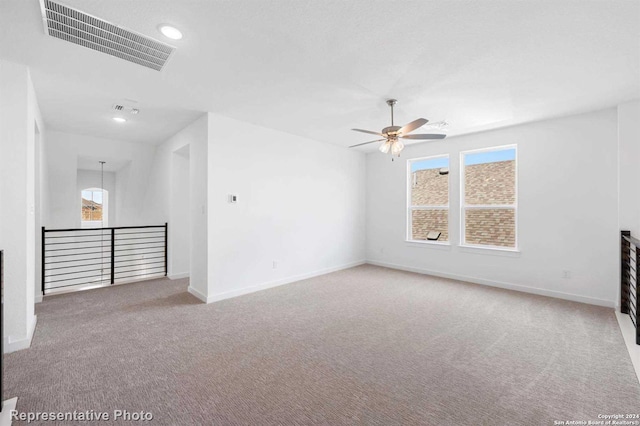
[622,234,640,248]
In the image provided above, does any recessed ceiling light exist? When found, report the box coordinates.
[158,24,182,40]
[113,117,127,123]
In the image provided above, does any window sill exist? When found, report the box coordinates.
[405,240,452,250]
[458,245,521,257]
[81,221,108,229]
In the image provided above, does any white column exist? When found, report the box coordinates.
[618,100,640,236]
[0,60,37,353]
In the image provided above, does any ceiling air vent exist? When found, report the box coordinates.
[112,104,140,115]
[39,0,175,71]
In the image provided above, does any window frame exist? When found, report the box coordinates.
[459,144,518,251]
[81,187,108,228]
[406,154,451,245]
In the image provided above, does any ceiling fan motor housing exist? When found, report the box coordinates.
[382,125,402,136]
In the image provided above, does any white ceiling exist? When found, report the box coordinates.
[1,0,638,149]
[77,156,130,172]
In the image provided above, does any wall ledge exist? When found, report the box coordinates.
[187,286,208,303]
[169,272,189,280]
[0,397,18,425]
[4,314,37,354]
[615,311,640,384]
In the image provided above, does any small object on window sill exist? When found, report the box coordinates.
[426,231,441,241]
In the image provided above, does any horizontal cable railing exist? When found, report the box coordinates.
[621,230,639,345]
[42,224,167,295]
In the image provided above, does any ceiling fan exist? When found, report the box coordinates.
[349,99,446,156]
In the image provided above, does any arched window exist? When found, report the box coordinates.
[81,188,108,228]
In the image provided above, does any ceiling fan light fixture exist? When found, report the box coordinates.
[379,140,392,154]
[391,140,404,156]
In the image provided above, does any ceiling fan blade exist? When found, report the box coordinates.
[399,118,428,134]
[352,128,383,136]
[401,134,447,140]
[349,139,386,148]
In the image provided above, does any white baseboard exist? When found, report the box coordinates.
[187,285,208,303]
[4,314,37,354]
[35,293,43,304]
[169,272,189,280]
[367,260,615,308]
[206,260,367,304]
[615,311,640,384]
[0,397,18,426]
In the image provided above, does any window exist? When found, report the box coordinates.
[81,188,108,228]
[461,145,517,249]
[407,155,449,242]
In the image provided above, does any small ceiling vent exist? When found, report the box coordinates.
[39,0,175,71]
[112,104,140,114]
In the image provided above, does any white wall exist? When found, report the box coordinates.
[45,131,155,228]
[40,125,51,228]
[169,147,190,278]
[143,115,208,294]
[618,100,640,237]
[206,113,366,302]
[0,60,41,352]
[34,122,46,303]
[189,120,208,296]
[367,108,619,307]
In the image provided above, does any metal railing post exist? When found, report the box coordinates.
[41,226,46,296]
[110,228,115,284]
[164,222,168,277]
[636,246,640,346]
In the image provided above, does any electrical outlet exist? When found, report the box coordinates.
[562,270,571,279]
[272,261,278,269]
[228,194,238,203]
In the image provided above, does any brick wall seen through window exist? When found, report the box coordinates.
[408,156,449,242]
[461,146,517,248]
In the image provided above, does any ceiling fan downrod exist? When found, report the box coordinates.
[387,99,397,126]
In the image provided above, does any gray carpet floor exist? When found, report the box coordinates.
[5,265,640,425]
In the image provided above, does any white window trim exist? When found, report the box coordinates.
[459,144,518,251]
[81,187,109,228]
[458,245,521,256]
[406,240,452,250]
[406,154,450,245]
